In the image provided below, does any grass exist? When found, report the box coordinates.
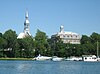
[0,58,34,60]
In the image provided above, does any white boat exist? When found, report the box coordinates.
[35,54,52,61]
[82,41,99,62]
[82,55,97,62]
[52,56,64,61]
[66,56,82,61]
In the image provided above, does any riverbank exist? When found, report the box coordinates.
[0,58,34,60]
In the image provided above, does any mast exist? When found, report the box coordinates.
[97,41,99,58]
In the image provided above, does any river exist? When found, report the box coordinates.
[0,60,100,74]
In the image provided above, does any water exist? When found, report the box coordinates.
[0,60,100,74]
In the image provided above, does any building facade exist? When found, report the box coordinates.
[51,26,81,44]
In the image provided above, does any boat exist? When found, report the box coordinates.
[97,57,100,61]
[82,41,99,62]
[66,56,82,61]
[82,55,97,62]
[34,54,52,61]
[52,56,64,61]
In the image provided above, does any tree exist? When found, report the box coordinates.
[22,36,35,58]
[81,43,95,55]
[80,33,100,56]
[50,36,65,57]
[17,36,35,58]
[90,32,100,43]
[0,33,2,37]
[35,29,49,56]
[0,37,6,57]
[3,29,17,57]
[0,37,6,49]
[16,39,24,57]
[56,42,66,57]
[81,35,91,44]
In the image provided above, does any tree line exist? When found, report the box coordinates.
[0,29,100,58]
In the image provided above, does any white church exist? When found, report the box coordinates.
[17,11,31,39]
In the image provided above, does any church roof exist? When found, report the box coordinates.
[58,31,79,35]
[17,32,26,39]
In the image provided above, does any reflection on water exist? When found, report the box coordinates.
[17,63,32,74]
[0,60,100,74]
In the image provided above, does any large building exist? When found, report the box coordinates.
[17,11,31,39]
[51,26,81,44]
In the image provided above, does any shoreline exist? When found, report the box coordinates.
[0,58,35,61]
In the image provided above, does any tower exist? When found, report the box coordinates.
[24,11,31,35]
[60,25,64,33]
[17,11,31,39]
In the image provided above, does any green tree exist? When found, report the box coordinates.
[3,29,17,57]
[0,37,6,49]
[57,42,66,57]
[22,36,35,58]
[16,39,24,57]
[35,29,49,56]
[81,35,91,44]
[81,44,95,55]
[17,36,35,58]
[0,33,2,37]
[50,36,65,57]
[0,37,7,57]
[90,32,100,43]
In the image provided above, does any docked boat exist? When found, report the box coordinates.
[34,54,52,61]
[82,41,99,62]
[82,55,97,62]
[66,56,82,61]
[52,56,64,61]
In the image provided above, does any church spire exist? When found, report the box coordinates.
[17,11,31,39]
[60,25,64,33]
[24,11,31,35]
[25,11,28,18]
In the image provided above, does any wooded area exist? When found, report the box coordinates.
[0,29,100,58]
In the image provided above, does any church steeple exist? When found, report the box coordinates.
[24,11,31,35]
[25,11,28,18]
[17,11,31,39]
[60,25,64,33]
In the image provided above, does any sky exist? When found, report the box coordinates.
[0,0,100,37]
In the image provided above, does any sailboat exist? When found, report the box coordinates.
[82,41,99,62]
